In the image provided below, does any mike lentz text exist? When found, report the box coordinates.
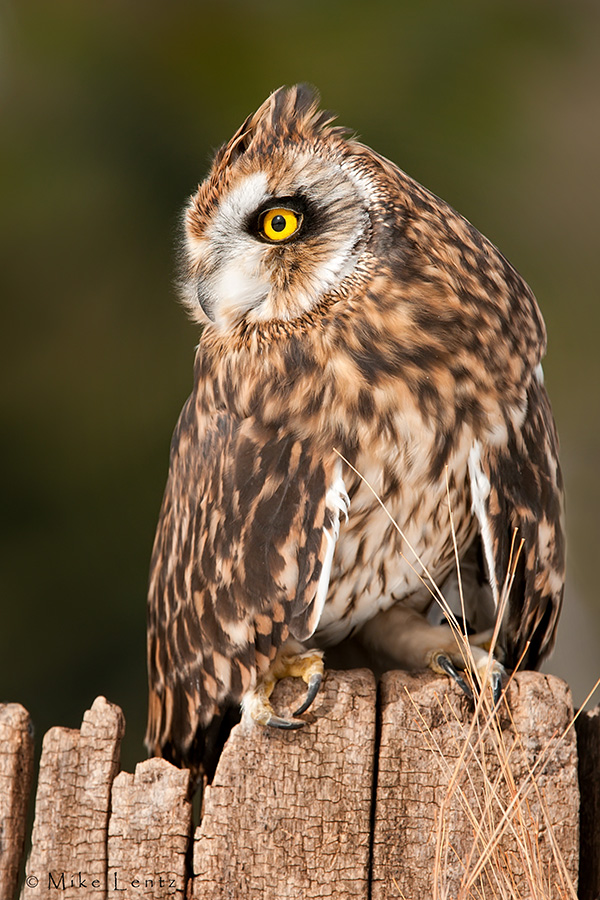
[24,871,179,892]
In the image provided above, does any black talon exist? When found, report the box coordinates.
[436,654,473,700]
[266,715,305,730]
[293,672,323,717]
[491,670,504,707]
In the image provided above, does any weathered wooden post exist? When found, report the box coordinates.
[6,672,597,899]
[0,704,34,900]
[21,697,124,900]
[192,669,376,899]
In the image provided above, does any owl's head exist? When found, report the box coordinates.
[181,85,384,330]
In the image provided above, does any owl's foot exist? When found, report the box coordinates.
[428,639,506,707]
[242,648,325,729]
[358,604,505,705]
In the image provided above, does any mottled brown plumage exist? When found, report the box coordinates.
[146,85,565,779]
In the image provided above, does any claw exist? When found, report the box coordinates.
[266,715,305,730]
[434,653,474,700]
[293,672,322,716]
[491,668,504,707]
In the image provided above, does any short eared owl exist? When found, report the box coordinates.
[146,85,565,779]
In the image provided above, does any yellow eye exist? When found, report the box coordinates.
[260,207,301,242]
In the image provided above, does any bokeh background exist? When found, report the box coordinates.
[2,0,599,773]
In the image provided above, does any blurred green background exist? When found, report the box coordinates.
[1,0,599,773]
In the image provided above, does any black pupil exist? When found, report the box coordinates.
[271,214,287,233]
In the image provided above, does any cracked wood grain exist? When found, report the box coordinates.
[21,696,124,900]
[107,758,192,898]
[371,671,580,900]
[191,668,376,900]
[0,704,34,900]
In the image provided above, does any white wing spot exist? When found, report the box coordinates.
[309,465,350,637]
[468,441,499,608]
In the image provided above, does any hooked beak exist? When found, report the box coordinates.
[197,278,215,322]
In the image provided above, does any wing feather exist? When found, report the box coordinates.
[470,373,565,669]
[145,396,342,775]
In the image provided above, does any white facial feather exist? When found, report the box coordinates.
[195,172,271,328]
[211,244,269,329]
